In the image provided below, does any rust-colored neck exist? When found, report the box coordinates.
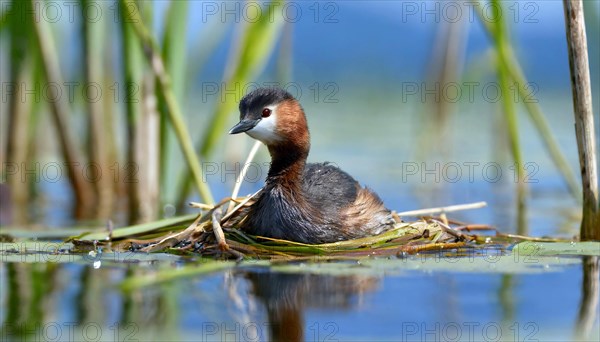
[265,99,310,187]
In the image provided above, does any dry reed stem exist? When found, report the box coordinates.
[140,212,205,252]
[189,202,214,210]
[563,0,599,240]
[221,190,261,223]
[211,209,228,250]
[398,202,487,217]
[227,141,262,214]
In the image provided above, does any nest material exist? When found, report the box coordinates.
[73,196,492,261]
[73,141,493,260]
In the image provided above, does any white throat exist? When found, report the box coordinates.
[246,105,282,144]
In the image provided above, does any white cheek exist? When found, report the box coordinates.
[246,107,281,144]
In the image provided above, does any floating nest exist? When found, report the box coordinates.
[70,142,510,260]
[72,196,500,261]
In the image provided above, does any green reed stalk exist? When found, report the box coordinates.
[120,0,146,223]
[489,0,527,234]
[30,0,95,218]
[159,0,189,203]
[81,0,113,220]
[475,1,581,201]
[175,0,284,207]
[120,0,214,205]
[6,0,34,224]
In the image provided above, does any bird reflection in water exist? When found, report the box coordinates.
[232,270,379,342]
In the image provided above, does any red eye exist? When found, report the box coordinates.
[262,108,271,118]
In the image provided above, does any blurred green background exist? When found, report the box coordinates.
[0,0,598,235]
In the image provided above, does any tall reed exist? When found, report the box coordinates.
[31,0,96,218]
[562,0,599,240]
[175,0,285,208]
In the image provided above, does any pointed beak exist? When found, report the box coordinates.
[229,119,260,134]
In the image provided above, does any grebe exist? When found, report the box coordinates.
[229,88,394,244]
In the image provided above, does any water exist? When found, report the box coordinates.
[0,249,597,341]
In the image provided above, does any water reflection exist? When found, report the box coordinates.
[1,256,599,341]
[241,270,379,342]
[576,256,599,340]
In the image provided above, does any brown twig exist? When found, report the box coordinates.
[431,219,472,241]
[455,224,496,232]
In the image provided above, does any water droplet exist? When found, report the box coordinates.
[163,204,176,218]
[93,260,101,269]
